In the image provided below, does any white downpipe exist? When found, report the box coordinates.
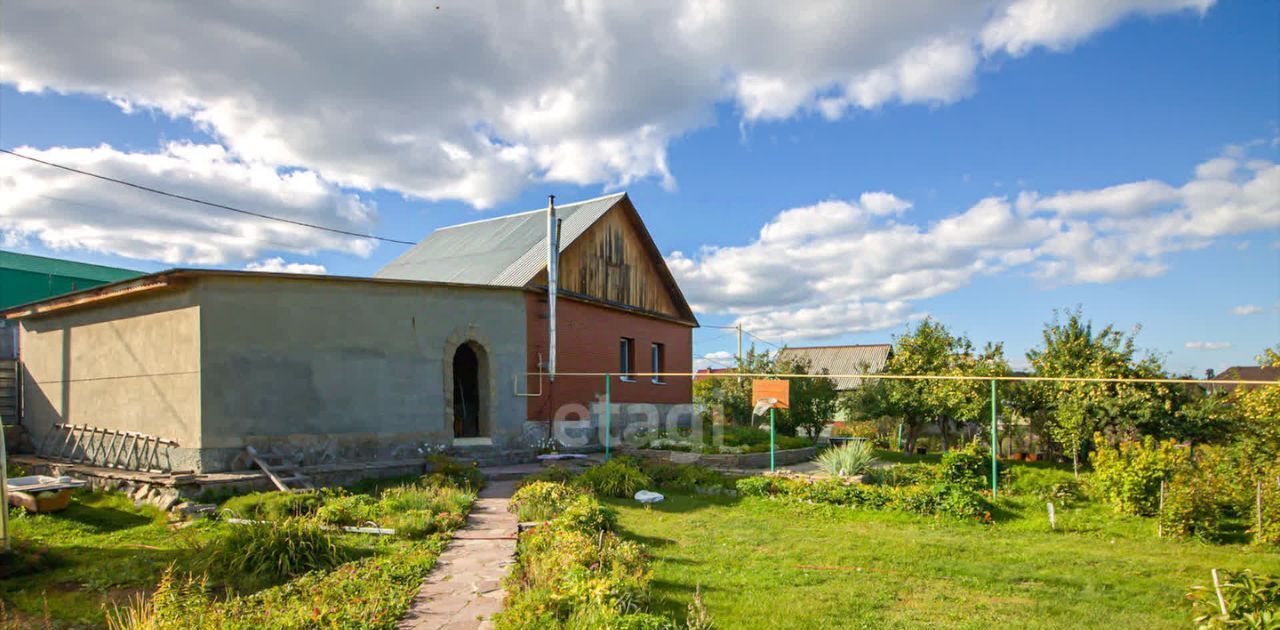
[546,195,558,383]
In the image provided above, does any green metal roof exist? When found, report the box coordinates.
[0,250,142,311]
[0,250,140,283]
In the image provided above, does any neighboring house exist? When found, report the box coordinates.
[0,250,140,358]
[776,344,893,390]
[4,193,696,473]
[0,250,140,424]
[693,367,735,381]
[1208,366,1280,393]
[778,344,893,430]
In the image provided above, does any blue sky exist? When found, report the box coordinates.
[0,0,1275,375]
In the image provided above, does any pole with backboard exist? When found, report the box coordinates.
[752,379,790,473]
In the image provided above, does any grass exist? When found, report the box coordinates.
[0,479,469,628]
[607,491,1280,629]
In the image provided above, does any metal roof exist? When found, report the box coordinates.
[777,344,893,389]
[0,250,140,283]
[374,193,627,286]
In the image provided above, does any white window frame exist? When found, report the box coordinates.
[651,342,665,384]
[619,337,635,381]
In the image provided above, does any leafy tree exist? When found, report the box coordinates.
[691,345,839,439]
[777,355,839,440]
[842,318,1008,453]
[1026,308,1180,475]
[692,346,774,426]
[1231,346,1280,463]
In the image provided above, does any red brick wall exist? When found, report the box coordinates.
[525,292,693,421]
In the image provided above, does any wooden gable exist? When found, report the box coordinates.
[530,196,696,325]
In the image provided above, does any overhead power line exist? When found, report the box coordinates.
[745,330,785,350]
[0,148,416,246]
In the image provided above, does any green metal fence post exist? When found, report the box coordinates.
[990,378,998,498]
[604,374,611,462]
[770,407,776,473]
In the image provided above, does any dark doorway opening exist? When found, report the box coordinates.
[452,344,481,437]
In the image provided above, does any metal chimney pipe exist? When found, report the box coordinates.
[547,195,558,382]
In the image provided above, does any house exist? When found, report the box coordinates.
[1208,366,1280,393]
[4,193,696,473]
[776,344,892,390]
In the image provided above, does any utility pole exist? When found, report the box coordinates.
[736,323,743,369]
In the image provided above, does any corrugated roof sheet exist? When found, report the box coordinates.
[0,250,140,283]
[777,344,893,389]
[374,193,626,286]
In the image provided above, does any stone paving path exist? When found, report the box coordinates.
[398,479,519,630]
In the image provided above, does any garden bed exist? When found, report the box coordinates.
[622,445,817,469]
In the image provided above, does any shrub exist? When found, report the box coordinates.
[575,460,653,498]
[1159,474,1223,541]
[196,518,351,588]
[815,441,877,477]
[1092,435,1189,516]
[1006,467,1083,504]
[220,490,322,521]
[424,455,486,490]
[937,440,989,491]
[556,494,618,533]
[890,483,987,520]
[736,476,774,497]
[865,463,936,487]
[640,461,730,493]
[1188,570,1280,629]
[1254,478,1280,547]
[315,492,380,526]
[510,481,585,522]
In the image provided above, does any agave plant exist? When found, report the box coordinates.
[815,440,877,477]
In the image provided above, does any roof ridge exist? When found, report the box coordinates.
[434,191,627,232]
[781,343,892,350]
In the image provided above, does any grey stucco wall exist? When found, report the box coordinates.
[194,276,528,471]
[17,287,206,471]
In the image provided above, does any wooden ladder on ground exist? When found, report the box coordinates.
[245,446,314,491]
[37,423,179,473]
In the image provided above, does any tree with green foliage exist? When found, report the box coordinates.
[691,345,838,439]
[1026,308,1181,475]
[692,345,774,425]
[777,354,840,440]
[842,318,1008,453]
[1230,346,1280,464]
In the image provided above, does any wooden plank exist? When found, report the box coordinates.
[246,446,292,492]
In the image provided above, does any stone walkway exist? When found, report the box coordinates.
[397,479,519,630]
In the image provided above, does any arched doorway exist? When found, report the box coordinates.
[452,343,483,438]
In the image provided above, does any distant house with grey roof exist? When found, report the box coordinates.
[777,344,893,390]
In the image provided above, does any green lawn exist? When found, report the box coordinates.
[608,493,1280,629]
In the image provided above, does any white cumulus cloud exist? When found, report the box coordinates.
[1232,304,1263,316]
[0,143,377,266]
[672,147,1280,340]
[1185,341,1232,350]
[244,257,328,275]
[0,0,1215,208]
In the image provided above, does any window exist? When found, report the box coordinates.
[651,342,665,384]
[619,337,635,380]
